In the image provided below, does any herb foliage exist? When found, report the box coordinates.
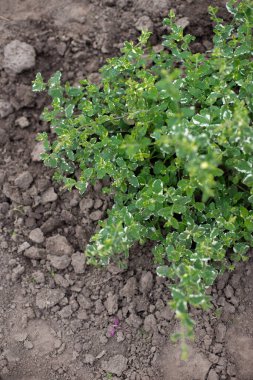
[33,0,253,347]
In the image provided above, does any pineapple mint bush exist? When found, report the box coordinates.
[33,0,253,343]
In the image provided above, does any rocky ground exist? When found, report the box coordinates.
[0,1,253,379]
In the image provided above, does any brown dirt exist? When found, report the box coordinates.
[0,1,252,379]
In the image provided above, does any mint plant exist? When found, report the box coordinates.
[33,0,253,347]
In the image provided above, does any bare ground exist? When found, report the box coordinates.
[0,1,253,379]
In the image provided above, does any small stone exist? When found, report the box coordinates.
[46,234,73,256]
[77,294,92,310]
[95,299,105,314]
[77,310,88,320]
[71,252,85,274]
[32,271,45,284]
[58,305,73,319]
[29,228,44,244]
[14,171,33,190]
[0,169,6,185]
[139,271,153,294]
[216,323,227,343]
[101,354,128,376]
[0,99,13,119]
[56,42,67,56]
[176,17,190,29]
[4,40,36,74]
[84,354,95,365]
[216,272,229,290]
[143,314,157,333]
[31,142,46,162]
[160,306,174,321]
[18,241,30,253]
[93,198,103,209]
[103,0,116,5]
[135,15,153,32]
[41,187,58,204]
[208,369,219,380]
[24,246,45,260]
[41,216,62,234]
[223,301,235,314]
[14,332,28,342]
[104,292,118,315]
[54,274,69,288]
[116,330,125,342]
[120,277,137,300]
[15,116,29,128]
[12,265,25,281]
[224,284,234,299]
[24,340,34,350]
[79,197,94,213]
[126,313,142,328]
[90,210,103,221]
[36,288,65,309]
[48,254,71,270]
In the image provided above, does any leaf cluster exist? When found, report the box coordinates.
[33,0,253,341]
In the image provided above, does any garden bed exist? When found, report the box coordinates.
[0,1,252,379]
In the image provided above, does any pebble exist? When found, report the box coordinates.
[0,99,13,119]
[23,340,34,350]
[14,171,33,190]
[36,288,65,309]
[0,169,6,185]
[17,241,30,253]
[15,116,30,128]
[94,299,105,314]
[11,265,25,281]
[58,305,73,319]
[101,354,128,376]
[93,198,103,209]
[48,254,71,270]
[31,142,46,162]
[224,284,234,299]
[32,271,45,284]
[77,294,92,310]
[89,210,103,221]
[71,252,85,274]
[46,234,73,256]
[54,274,70,288]
[41,187,58,204]
[135,15,153,32]
[139,271,153,294]
[77,310,88,320]
[41,216,62,234]
[29,228,44,244]
[14,332,28,342]
[79,197,94,213]
[176,17,190,29]
[215,323,227,343]
[208,369,219,380]
[56,42,67,56]
[120,277,137,300]
[3,40,36,74]
[24,246,45,260]
[126,313,142,328]
[143,314,157,333]
[104,292,118,315]
[0,128,9,147]
[116,330,125,342]
[84,354,95,365]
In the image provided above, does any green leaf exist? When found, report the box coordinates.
[243,174,253,187]
[32,73,46,92]
[157,266,170,277]
[65,104,75,118]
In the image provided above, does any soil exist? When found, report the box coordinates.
[0,1,252,379]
